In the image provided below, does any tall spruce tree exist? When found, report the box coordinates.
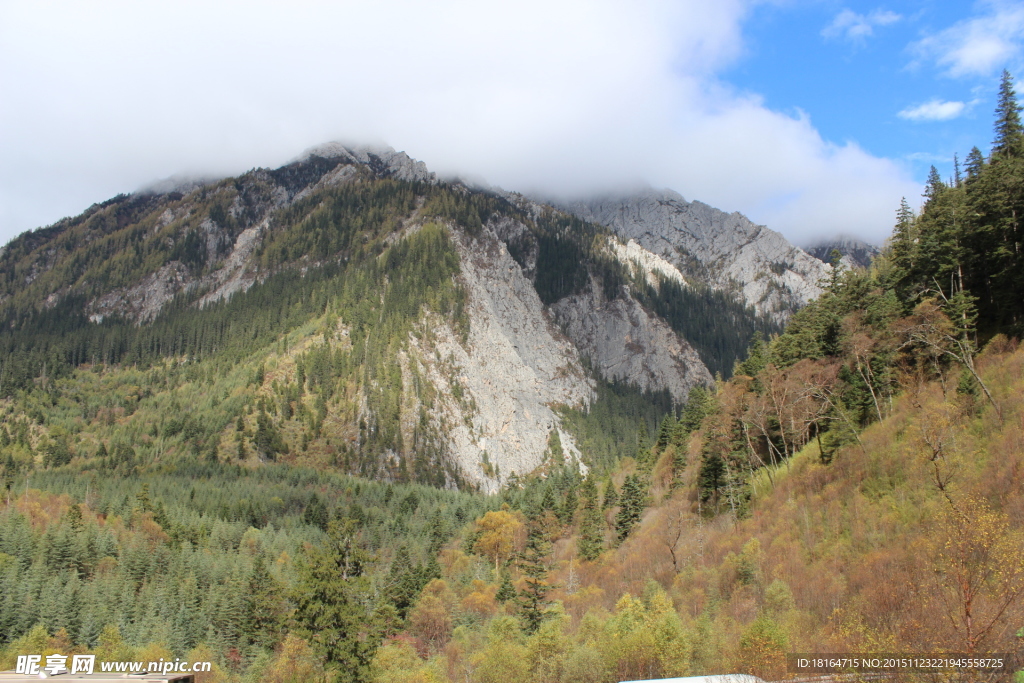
[993,69,1023,158]
[292,520,383,683]
[964,146,986,182]
[243,555,284,651]
[615,474,647,542]
[517,520,552,633]
[576,475,605,561]
[602,479,618,510]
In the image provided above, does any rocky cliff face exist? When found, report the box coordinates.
[410,224,593,492]
[563,188,831,323]
[550,277,712,402]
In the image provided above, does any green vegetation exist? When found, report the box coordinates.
[2,71,1024,683]
[889,69,1024,334]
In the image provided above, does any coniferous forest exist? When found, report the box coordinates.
[1,73,1024,683]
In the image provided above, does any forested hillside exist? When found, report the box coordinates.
[2,74,1023,683]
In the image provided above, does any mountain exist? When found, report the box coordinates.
[562,188,831,323]
[0,143,806,493]
[803,235,880,269]
[4,71,1024,683]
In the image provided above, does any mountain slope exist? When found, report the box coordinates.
[0,144,739,490]
[563,188,831,323]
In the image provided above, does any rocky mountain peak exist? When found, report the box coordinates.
[561,187,831,323]
[294,142,437,184]
[804,235,880,270]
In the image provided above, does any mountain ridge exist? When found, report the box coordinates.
[0,143,804,489]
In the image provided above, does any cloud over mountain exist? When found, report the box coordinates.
[0,0,918,247]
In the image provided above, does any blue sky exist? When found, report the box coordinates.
[2,0,1023,248]
[727,0,1023,189]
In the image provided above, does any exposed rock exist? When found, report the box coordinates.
[563,188,831,322]
[609,238,687,291]
[296,142,437,184]
[197,218,268,308]
[410,222,593,492]
[550,276,712,403]
[89,261,192,323]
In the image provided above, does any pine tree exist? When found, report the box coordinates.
[517,520,551,634]
[576,503,605,561]
[614,474,647,542]
[601,479,618,510]
[292,520,382,683]
[495,571,517,603]
[993,70,1023,158]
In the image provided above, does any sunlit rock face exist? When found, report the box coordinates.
[564,188,831,323]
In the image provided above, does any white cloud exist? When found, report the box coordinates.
[898,99,967,121]
[0,0,917,248]
[911,0,1024,77]
[822,8,901,42]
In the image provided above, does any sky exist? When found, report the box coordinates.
[1,0,1023,248]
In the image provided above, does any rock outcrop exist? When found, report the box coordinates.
[550,275,712,402]
[564,188,831,322]
[410,224,593,492]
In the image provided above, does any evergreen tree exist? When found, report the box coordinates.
[655,413,676,451]
[558,483,578,525]
[964,146,986,182]
[426,510,447,554]
[384,547,421,619]
[495,571,517,603]
[993,69,1023,158]
[576,503,605,561]
[244,555,283,650]
[679,385,712,435]
[517,520,551,634]
[303,494,329,531]
[614,474,647,542]
[924,165,946,206]
[889,197,917,283]
[292,520,382,683]
[601,479,618,510]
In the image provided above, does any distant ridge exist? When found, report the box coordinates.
[803,235,880,269]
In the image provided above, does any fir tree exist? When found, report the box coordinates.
[303,494,329,531]
[993,69,1023,158]
[679,385,712,435]
[577,503,605,561]
[496,571,517,603]
[614,474,647,543]
[924,166,946,205]
[601,479,618,510]
[656,413,676,451]
[964,146,985,182]
[292,520,382,683]
[517,520,552,634]
[244,555,283,650]
[890,197,917,281]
